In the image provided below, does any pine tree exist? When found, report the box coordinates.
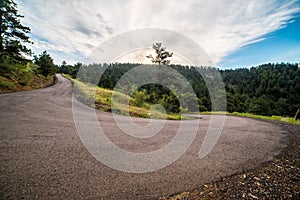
[0,0,32,62]
[34,51,56,77]
[146,43,173,65]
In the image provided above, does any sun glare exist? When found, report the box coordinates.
[114,48,192,66]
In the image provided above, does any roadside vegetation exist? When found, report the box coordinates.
[231,112,300,125]
[63,74,186,120]
[59,62,300,122]
[0,61,54,93]
[0,0,56,93]
[199,111,299,125]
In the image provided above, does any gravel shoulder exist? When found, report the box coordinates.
[160,120,300,200]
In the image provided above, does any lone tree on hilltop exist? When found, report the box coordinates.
[146,43,173,65]
[0,0,32,63]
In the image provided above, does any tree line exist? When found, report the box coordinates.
[58,62,300,117]
[222,63,300,116]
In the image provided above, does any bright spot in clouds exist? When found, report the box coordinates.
[114,48,192,66]
[17,0,300,67]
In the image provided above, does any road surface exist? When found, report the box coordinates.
[0,74,287,199]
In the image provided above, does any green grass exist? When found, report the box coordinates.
[0,62,52,93]
[231,112,300,125]
[63,74,186,120]
[0,75,17,90]
[189,111,299,125]
[199,111,229,115]
[64,74,299,124]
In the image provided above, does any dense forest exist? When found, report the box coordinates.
[58,62,300,117]
[222,63,300,117]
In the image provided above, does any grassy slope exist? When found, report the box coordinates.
[63,74,300,124]
[200,111,300,125]
[0,63,54,93]
[231,112,300,125]
[63,74,186,120]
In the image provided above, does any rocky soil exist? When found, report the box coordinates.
[160,120,300,200]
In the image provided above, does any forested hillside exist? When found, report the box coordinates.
[222,63,300,116]
[58,62,300,117]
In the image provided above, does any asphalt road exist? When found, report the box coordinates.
[0,74,287,199]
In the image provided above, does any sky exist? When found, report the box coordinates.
[17,0,300,69]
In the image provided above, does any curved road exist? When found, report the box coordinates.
[0,74,287,199]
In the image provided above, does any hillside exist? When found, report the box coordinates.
[64,74,185,120]
[59,62,300,118]
[0,62,55,93]
[221,63,300,117]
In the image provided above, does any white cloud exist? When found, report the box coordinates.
[17,0,300,65]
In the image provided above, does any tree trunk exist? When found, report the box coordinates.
[0,7,3,53]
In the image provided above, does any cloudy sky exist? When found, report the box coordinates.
[17,0,300,68]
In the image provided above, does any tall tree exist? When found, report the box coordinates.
[146,43,173,65]
[0,0,32,62]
